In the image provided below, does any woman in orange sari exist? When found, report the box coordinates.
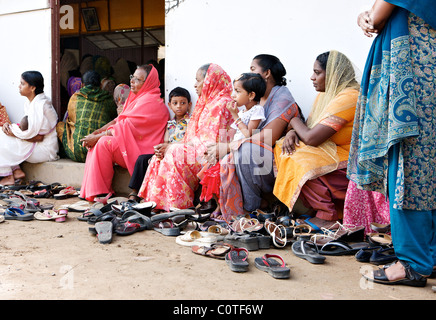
[273,51,360,230]
[138,64,234,211]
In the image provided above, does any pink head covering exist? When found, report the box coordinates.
[109,65,169,173]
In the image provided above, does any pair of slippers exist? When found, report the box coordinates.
[225,250,290,279]
[34,208,68,222]
[93,210,153,244]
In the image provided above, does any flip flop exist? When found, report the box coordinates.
[254,254,290,279]
[319,240,368,256]
[151,209,196,223]
[66,200,90,212]
[54,186,80,200]
[2,207,34,221]
[114,210,152,236]
[175,230,220,247]
[225,247,249,272]
[291,239,326,264]
[34,210,57,221]
[192,243,233,260]
[153,219,180,236]
[95,221,113,244]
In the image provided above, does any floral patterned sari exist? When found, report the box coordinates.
[138,64,234,210]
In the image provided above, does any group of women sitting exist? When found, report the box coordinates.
[0,49,387,234]
[2,0,435,288]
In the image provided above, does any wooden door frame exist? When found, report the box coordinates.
[50,0,61,116]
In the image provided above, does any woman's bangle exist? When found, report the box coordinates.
[235,119,242,126]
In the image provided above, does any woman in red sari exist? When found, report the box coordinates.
[80,65,169,202]
[138,63,234,211]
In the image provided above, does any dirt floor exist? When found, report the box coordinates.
[0,195,435,303]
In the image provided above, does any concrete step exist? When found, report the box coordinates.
[21,159,131,195]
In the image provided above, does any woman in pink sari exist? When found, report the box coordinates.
[80,65,169,202]
[138,63,234,211]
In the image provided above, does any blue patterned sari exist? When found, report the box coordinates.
[348,3,436,211]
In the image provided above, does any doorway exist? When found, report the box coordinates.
[53,0,165,117]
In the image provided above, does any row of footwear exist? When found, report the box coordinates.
[0,190,68,222]
[187,242,290,279]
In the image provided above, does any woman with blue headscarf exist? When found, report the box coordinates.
[349,0,436,287]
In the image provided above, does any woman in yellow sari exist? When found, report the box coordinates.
[273,50,359,230]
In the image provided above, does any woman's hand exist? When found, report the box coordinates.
[204,142,230,164]
[25,134,44,143]
[81,133,101,149]
[357,10,378,37]
[154,143,169,160]
[282,130,300,155]
[2,123,16,137]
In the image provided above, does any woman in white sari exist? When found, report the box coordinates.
[0,71,58,186]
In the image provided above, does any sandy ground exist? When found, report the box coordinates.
[0,196,435,303]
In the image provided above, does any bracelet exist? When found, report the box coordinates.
[106,129,111,136]
[235,119,242,126]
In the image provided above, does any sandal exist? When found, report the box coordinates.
[254,209,275,222]
[225,247,249,272]
[366,233,392,247]
[254,254,290,279]
[34,189,53,198]
[291,239,325,264]
[54,186,80,200]
[319,240,368,256]
[175,230,220,247]
[364,260,427,287]
[192,243,233,260]
[231,217,263,233]
[2,207,34,221]
[114,210,152,236]
[95,221,113,244]
[153,219,180,236]
[264,220,287,247]
[34,210,58,221]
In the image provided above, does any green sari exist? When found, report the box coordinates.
[57,86,117,162]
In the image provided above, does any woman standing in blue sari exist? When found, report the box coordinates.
[349,0,436,287]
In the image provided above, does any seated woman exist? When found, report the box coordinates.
[0,71,58,186]
[137,63,234,211]
[56,70,118,163]
[216,54,300,222]
[273,50,360,230]
[79,65,169,202]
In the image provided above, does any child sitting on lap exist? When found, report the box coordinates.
[199,73,266,217]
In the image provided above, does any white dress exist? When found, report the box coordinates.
[0,93,59,176]
[230,104,265,141]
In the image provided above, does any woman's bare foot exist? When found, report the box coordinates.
[383,261,407,281]
[0,175,15,186]
[13,168,25,180]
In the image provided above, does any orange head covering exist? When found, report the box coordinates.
[184,63,233,147]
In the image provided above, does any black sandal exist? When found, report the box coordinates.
[367,260,427,287]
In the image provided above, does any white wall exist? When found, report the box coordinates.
[0,1,52,123]
[165,0,375,118]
